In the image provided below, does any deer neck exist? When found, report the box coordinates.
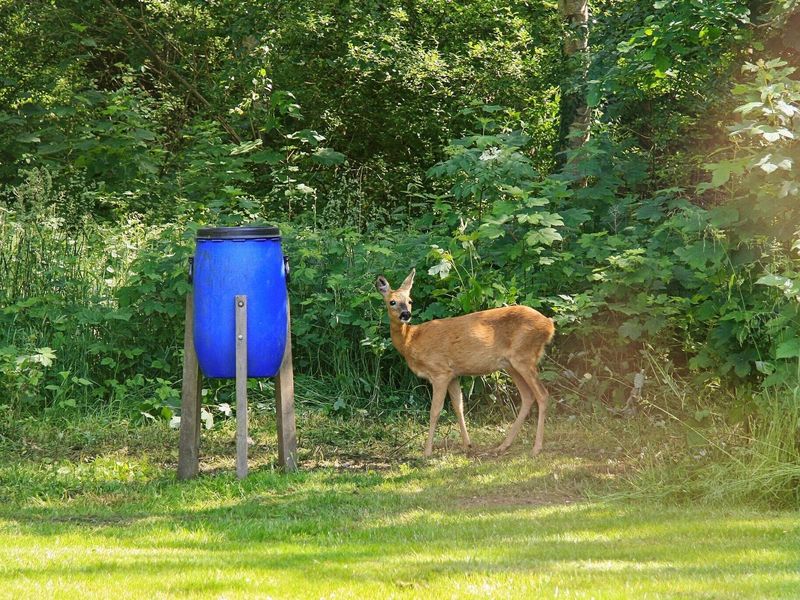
[389,319,416,357]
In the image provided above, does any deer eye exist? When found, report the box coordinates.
[389,300,396,306]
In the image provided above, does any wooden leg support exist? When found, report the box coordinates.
[179,292,296,479]
[276,308,297,472]
[178,292,202,480]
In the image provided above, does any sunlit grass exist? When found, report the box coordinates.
[1,412,798,598]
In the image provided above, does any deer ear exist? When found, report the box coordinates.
[399,268,416,291]
[376,275,391,296]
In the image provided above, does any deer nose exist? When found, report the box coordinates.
[399,310,411,321]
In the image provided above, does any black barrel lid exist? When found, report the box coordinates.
[196,226,281,240]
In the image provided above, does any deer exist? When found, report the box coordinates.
[376,268,555,458]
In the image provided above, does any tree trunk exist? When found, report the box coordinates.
[558,0,590,152]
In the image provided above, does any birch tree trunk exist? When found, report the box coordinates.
[558,0,590,151]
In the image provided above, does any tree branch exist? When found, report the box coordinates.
[100,0,241,144]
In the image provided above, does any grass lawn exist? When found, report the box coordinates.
[0,411,797,599]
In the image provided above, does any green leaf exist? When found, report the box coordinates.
[525,227,562,247]
[517,213,541,225]
[686,428,707,448]
[636,202,664,222]
[619,320,643,340]
[287,129,325,146]
[15,133,41,143]
[133,128,157,141]
[694,409,711,422]
[755,360,774,375]
[311,147,346,166]
[733,101,763,114]
[480,223,506,240]
[33,347,56,367]
[756,274,791,289]
[689,351,713,370]
[732,352,752,377]
[491,200,518,217]
[702,159,747,190]
[775,338,800,359]
[653,53,671,73]
[587,84,601,108]
[230,139,263,155]
[763,364,796,387]
[248,149,284,165]
[710,165,731,187]
[427,260,452,279]
[538,213,564,227]
[708,206,739,227]
[138,159,159,175]
[523,196,550,208]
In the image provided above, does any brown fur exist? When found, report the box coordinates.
[376,269,555,457]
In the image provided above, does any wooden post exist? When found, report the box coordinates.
[235,295,249,479]
[178,292,202,480]
[275,307,297,472]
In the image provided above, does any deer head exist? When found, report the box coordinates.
[375,268,415,324]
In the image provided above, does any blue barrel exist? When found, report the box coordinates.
[192,226,288,378]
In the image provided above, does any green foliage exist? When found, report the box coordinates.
[0,0,563,223]
[701,58,800,238]
[694,58,800,386]
[0,173,191,417]
[607,0,750,94]
[0,345,56,415]
[569,0,753,186]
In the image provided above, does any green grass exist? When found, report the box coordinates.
[0,411,798,599]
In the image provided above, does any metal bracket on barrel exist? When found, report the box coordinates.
[235,295,249,478]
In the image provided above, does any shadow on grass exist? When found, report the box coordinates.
[2,493,799,598]
[1,415,798,597]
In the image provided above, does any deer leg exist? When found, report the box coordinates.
[530,375,550,456]
[493,366,534,454]
[447,378,471,452]
[514,362,550,456]
[424,379,448,458]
